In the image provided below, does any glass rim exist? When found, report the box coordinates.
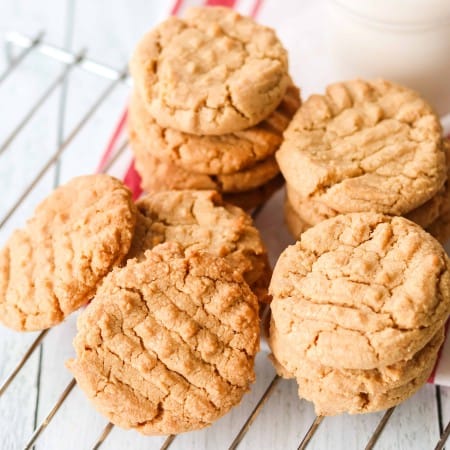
[329,0,450,31]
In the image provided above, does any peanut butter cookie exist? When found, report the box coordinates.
[271,325,444,415]
[269,213,450,370]
[0,175,136,331]
[286,138,450,229]
[130,6,289,135]
[67,243,259,434]
[130,128,280,193]
[223,174,284,211]
[127,190,271,303]
[128,84,300,174]
[277,79,446,216]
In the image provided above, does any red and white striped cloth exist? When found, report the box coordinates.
[96,0,450,387]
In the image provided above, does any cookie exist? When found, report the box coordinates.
[269,213,450,370]
[127,190,271,303]
[292,356,434,416]
[130,129,280,193]
[271,325,444,415]
[223,174,285,211]
[130,6,289,135]
[285,186,334,226]
[128,84,300,175]
[286,138,450,229]
[283,197,310,239]
[0,175,136,331]
[67,242,259,434]
[277,79,446,216]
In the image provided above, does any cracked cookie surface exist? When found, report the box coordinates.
[0,175,136,331]
[130,6,289,135]
[67,243,259,434]
[130,129,280,194]
[127,190,272,303]
[128,84,300,174]
[277,79,446,215]
[286,138,450,230]
[269,213,450,370]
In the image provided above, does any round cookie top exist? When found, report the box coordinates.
[0,174,136,331]
[276,79,446,215]
[269,213,450,370]
[128,84,300,174]
[67,243,259,434]
[130,6,289,135]
[127,190,271,302]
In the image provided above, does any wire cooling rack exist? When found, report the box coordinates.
[0,30,449,450]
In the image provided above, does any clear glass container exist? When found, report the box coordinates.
[326,0,450,116]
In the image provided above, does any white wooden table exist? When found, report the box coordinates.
[0,1,448,449]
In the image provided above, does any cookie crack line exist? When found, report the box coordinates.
[120,285,246,407]
[133,9,288,135]
[279,80,445,213]
[283,303,437,337]
[279,221,446,331]
[93,346,180,426]
[175,17,286,119]
[130,282,253,387]
[87,314,221,425]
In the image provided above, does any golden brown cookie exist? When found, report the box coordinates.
[286,138,450,229]
[277,79,446,216]
[128,84,300,174]
[127,190,271,303]
[67,243,259,435]
[283,197,310,239]
[285,186,332,226]
[0,175,136,331]
[271,325,444,415]
[223,174,285,211]
[269,213,450,370]
[288,181,447,229]
[130,7,289,135]
[130,129,280,193]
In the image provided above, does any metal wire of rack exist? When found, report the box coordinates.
[0,30,449,450]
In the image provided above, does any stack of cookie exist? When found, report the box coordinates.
[128,6,301,210]
[269,213,450,415]
[278,79,450,243]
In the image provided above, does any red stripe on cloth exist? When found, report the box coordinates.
[123,161,143,200]
[170,0,184,15]
[98,0,186,184]
[96,108,128,174]
[428,319,450,383]
[250,0,264,17]
[204,0,237,7]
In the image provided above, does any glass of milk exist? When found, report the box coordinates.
[326,0,450,116]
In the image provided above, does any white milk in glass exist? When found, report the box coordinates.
[326,0,450,116]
